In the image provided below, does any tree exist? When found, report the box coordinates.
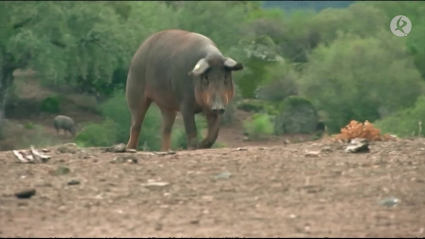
[0,2,129,133]
[298,32,425,132]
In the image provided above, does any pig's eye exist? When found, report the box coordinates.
[202,76,209,85]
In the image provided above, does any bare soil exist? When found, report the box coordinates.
[1,138,425,237]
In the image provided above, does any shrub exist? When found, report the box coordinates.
[24,123,35,130]
[254,63,298,102]
[75,91,162,151]
[220,85,242,126]
[237,99,265,113]
[76,90,208,151]
[40,96,61,113]
[243,113,274,140]
[298,33,425,133]
[375,95,425,137]
[171,115,207,150]
[274,96,318,135]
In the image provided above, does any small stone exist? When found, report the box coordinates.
[190,219,200,225]
[345,138,370,153]
[242,136,249,141]
[213,171,232,179]
[233,147,247,151]
[41,149,50,153]
[57,143,79,154]
[67,179,80,186]
[111,155,138,164]
[106,143,127,153]
[52,166,70,176]
[126,149,137,153]
[143,181,170,189]
[305,151,320,157]
[379,197,400,207]
[155,223,162,231]
[15,189,36,199]
[154,151,176,156]
[321,146,332,153]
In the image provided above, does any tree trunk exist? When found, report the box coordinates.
[0,66,13,137]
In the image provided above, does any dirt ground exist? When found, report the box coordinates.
[1,138,425,237]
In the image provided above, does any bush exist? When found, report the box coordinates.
[243,113,274,140]
[375,95,425,137]
[274,96,319,135]
[24,123,35,130]
[75,119,119,147]
[298,33,425,133]
[171,115,207,150]
[75,91,162,151]
[221,85,242,126]
[76,90,208,151]
[40,96,61,113]
[237,99,265,113]
[254,63,298,102]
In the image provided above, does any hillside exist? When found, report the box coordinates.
[1,138,424,237]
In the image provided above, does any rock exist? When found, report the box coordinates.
[105,143,126,153]
[51,166,70,176]
[345,138,370,153]
[321,146,332,153]
[110,155,138,164]
[15,189,36,199]
[142,181,170,189]
[57,143,80,154]
[67,179,80,186]
[243,136,249,141]
[379,197,399,207]
[305,151,320,157]
[154,151,176,156]
[213,171,232,180]
[126,149,137,153]
[233,147,247,151]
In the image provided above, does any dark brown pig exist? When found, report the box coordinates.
[126,29,243,151]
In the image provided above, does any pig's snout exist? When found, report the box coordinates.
[212,107,225,115]
[211,97,226,115]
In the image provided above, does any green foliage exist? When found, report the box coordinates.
[24,123,35,130]
[221,85,242,126]
[75,91,162,151]
[298,33,425,133]
[171,116,207,150]
[237,100,264,113]
[375,95,425,137]
[243,113,274,140]
[254,62,298,101]
[40,96,61,113]
[274,96,319,135]
[75,119,119,147]
[20,124,56,149]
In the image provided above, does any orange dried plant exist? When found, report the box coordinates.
[334,120,394,142]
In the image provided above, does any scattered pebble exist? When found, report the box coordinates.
[57,143,80,154]
[15,189,36,199]
[379,197,400,207]
[67,179,80,186]
[305,151,321,157]
[142,181,170,189]
[111,156,138,164]
[52,166,70,176]
[345,138,370,153]
[213,171,232,180]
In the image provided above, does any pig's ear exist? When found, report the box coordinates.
[189,58,210,76]
[224,57,243,71]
